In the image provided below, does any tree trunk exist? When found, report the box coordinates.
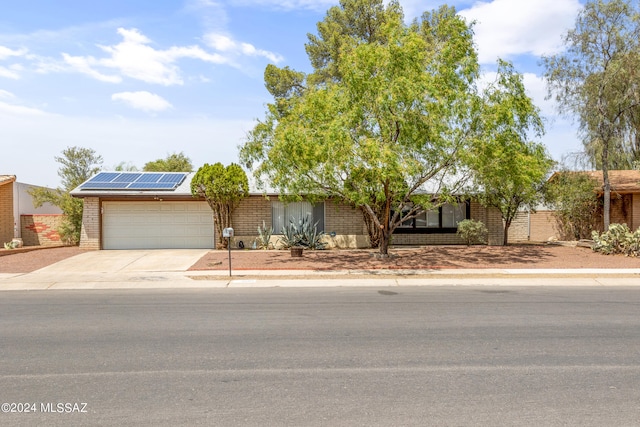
[603,171,611,231]
[503,220,511,246]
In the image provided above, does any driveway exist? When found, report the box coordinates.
[34,249,210,274]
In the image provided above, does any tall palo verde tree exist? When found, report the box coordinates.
[241,1,480,255]
[468,61,554,245]
[190,163,249,249]
[543,0,640,230]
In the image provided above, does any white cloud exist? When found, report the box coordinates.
[112,91,173,112]
[62,53,122,83]
[459,0,582,64]
[0,89,15,99]
[229,0,336,11]
[0,46,27,60]
[61,27,230,86]
[0,66,20,79]
[205,33,283,63]
[0,100,50,116]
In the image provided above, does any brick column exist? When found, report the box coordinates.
[79,197,100,250]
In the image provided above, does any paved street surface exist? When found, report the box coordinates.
[1,286,640,426]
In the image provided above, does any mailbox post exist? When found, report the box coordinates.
[223,227,234,276]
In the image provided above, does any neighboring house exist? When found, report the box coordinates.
[509,170,640,243]
[71,171,507,250]
[0,174,64,246]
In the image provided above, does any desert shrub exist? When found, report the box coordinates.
[544,172,600,240]
[456,219,488,246]
[592,223,640,256]
[255,221,274,250]
[278,215,326,250]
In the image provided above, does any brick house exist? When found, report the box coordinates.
[0,175,64,246]
[509,170,640,242]
[71,171,506,250]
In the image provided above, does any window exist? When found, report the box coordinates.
[272,201,325,234]
[396,201,469,233]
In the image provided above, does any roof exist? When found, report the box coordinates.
[549,170,640,194]
[71,171,266,198]
[0,175,16,186]
[70,172,196,198]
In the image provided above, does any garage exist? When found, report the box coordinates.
[102,201,214,250]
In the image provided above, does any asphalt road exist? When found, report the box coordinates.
[1,286,640,426]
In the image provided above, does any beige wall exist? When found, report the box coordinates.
[0,182,14,244]
[77,195,509,249]
[20,214,64,246]
[509,210,560,243]
[79,197,100,250]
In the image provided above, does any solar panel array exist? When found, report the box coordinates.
[79,172,188,191]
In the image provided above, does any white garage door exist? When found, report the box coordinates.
[103,201,214,249]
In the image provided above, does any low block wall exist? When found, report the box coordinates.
[20,214,64,246]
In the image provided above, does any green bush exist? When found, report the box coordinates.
[592,223,640,256]
[456,219,488,246]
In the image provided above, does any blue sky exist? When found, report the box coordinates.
[0,0,584,187]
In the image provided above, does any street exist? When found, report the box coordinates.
[1,286,640,426]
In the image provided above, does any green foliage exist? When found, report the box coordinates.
[592,223,640,256]
[278,216,326,250]
[544,172,600,240]
[241,1,484,255]
[29,146,102,245]
[4,241,18,249]
[143,152,193,172]
[456,219,488,246]
[543,0,640,228]
[468,60,553,246]
[191,163,249,249]
[256,221,274,250]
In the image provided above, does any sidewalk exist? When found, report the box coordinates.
[1,267,639,291]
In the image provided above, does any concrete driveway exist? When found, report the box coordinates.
[34,249,210,274]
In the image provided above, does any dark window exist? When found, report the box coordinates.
[396,201,469,234]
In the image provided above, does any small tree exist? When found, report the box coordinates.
[468,61,554,245]
[191,163,249,249]
[544,171,601,240]
[144,152,193,172]
[29,147,103,245]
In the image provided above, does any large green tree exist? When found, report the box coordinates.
[242,0,540,254]
[29,147,103,245]
[190,163,249,249]
[241,1,483,255]
[543,0,640,229]
[143,152,193,172]
[469,61,554,245]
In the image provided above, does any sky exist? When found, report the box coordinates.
[0,0,585,188]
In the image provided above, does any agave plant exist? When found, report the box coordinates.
[278,215,326,250]
[255,221,274,250]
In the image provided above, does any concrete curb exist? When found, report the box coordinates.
[1,268,639,291]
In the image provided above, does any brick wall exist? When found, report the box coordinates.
[0,183,13,244]
[20,214,64,246]
[508,211,529,242]
[79,197,100,250]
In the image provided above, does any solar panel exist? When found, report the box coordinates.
[159,174,186,183]
[128,182,177,190]
[134,173,163,183]
[80,182,130,190]
[113,173,142,182]
[79,172,188,191]
[86,172,120,183]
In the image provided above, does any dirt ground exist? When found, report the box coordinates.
[188,244,640,271]
[2,244,640,274]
